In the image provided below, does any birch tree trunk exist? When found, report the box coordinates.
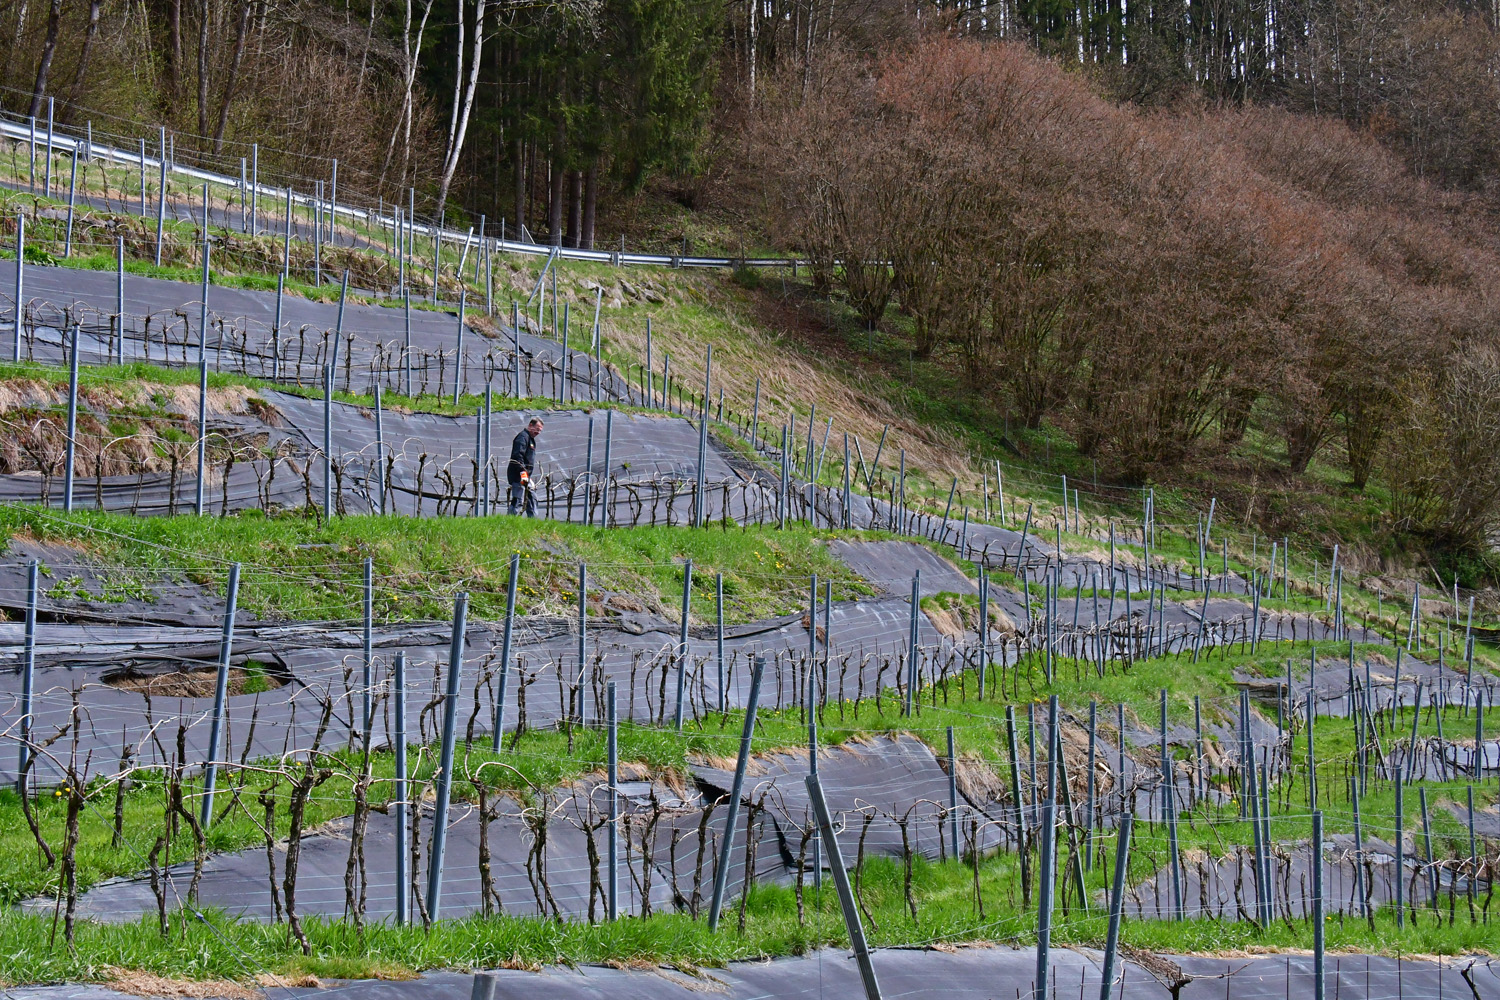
[513,137,527,234]
[197,0,211,140]
[212,0,252,151]
[378,0,434,196]
[747,0,757,111]
[168,0,182,100]
[443,0,465,157]
[355,0,377,102]
[581,163,596,250]
[62,0,102,119]
[434,0,486,218]
[5,0,31,95]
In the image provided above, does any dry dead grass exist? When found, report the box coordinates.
[104,664,287,698]
[925,606,966,640]
[533,265,982,490]
[254,974,320,989]
[107,967,260,1000]
[953,754,1004,805]
[0,378,272,476]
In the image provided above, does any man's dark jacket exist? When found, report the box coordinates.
[508,429,535,484]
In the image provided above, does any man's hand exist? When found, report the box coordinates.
[520,470,530,485]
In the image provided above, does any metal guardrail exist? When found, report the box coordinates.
[0,111,803,272]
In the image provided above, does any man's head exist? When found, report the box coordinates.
[527,417,544,439]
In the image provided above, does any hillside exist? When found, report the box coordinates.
[5,0,1500,994]
[0,114,1497,998]
[0,130,1488,606]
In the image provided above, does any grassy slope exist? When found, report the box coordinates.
[0,506,878,623]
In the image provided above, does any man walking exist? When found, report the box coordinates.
[507,417,543,516]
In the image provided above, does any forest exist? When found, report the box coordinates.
[5,0,1500,560]
[5,1,1499,234]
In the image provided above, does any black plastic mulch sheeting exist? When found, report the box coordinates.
[53,735,965,924]
[826,540,976,597]
[1122,835,1460,922]
[1237,646,1500,720]
[46,776,690,923]
[4,949,1494,1000]
[693,734,967,863]
[6,262,1305,604]
[14,265,630,404]
[0,591,968,786]
[0,537,243,627]
[0,539,1418,790]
